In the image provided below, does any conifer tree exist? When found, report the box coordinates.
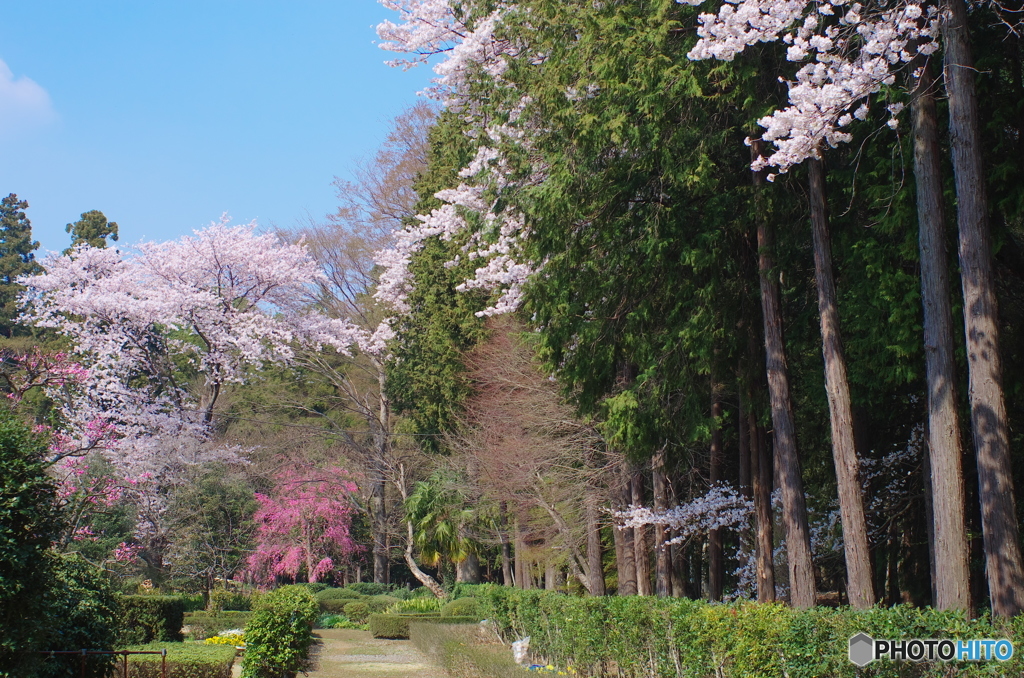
[0,194,41,338]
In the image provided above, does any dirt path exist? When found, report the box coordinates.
[303,628,448,678]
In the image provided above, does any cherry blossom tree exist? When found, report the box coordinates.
[19,219,365,461]
[246,464,360,584]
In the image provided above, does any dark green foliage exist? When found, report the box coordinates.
[0,408,59,616]
[208,588,250,612]
[64,209,119,253]
[345,582,400,596]
[241,585,318,678]
[318,599,352,614]
[471,584,1024,677]
[118,595,185,644]
[386,111,489,452]
[5,553,121,678]
[182,612,252,640]
[440,596,483,619]
[117,642,236,678]
[315,587,365,602]
[343,601,371,622]
[301,582,329,594]
[0,194,41,336]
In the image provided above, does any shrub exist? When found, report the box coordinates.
[346,582,395,596]
[441,596,483,619]
[319,599,352,615]
[302,582,330,594]
[183,612,252,640]
[369,613,441,639]
[179,593,206,612]
[369,613,479,639]
[472,585,1024,678]
[343,602,371,623]
[410,622,525,678]
[316,587,364,601]
[209,587,250,612]
[118,595,185,644]
[369,594,400,611]
[21,553,122,678]
[388,597,444,614]
[241,585,318,678]
[115,642,237,678]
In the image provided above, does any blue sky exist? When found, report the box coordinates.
[0,1,433,255]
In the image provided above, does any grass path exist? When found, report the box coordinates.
[302,628,447,678]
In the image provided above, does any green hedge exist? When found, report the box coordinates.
[410,622,526,678]
[316,587,364,602]
[116,642,236,678]
[441,596,483,619]
[468,585,1024,678]
[182,612,252,640]
[241,585,318,678]
[368,613,479,639]
[119,596,185,644]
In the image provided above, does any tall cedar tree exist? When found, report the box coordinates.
[0,194,41,337]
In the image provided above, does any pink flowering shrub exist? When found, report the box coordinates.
[246,464,360,584]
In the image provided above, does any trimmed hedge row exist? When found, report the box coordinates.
[369,613,481,639]
[119,596,185,644]
[241,585,318,678]
[462,584,1024,678]
[115,643,236,678]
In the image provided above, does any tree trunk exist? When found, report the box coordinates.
[807,157,875,609]
[404,520,446,599]
[943,0,1024,619]
[515,522,531,590]
[752,419,775,602]
[585,493,606,596]
[456,552,480,583]
[708,397,725,602]
[499,502,514,586]
[911,61,971,612]
[372,367,391,584]
[671,530,689,598]
[753,139,815,608]
[632,468,652,595]
[615,462,638,595]
[653,447,672,597]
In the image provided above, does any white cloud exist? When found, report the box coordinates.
[0,58,57,137]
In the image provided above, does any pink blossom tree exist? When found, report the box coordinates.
[246,464,360,584]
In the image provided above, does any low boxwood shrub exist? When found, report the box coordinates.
[369,613,478,639]
[183,612,252,640]
[241,585,318,678]
[441,596,483,619]
[315,587,364,602]
[388,597,444,614]
[116,642,236,678]
[318,599,351,615]
[369,613,440,639]
[208,588,250,612]
[346,582,395,596]
[119,595,185,644]
[343,601,371,622]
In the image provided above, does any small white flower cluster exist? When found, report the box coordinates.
[615,482,754,544]
[684,0,939,175]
